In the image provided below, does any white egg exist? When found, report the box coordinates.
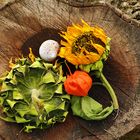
[39,40,59,62]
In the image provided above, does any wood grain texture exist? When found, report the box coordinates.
[0,0,15,9]
[0,0,140,140]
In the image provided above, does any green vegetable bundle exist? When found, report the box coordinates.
[0,58,70,132]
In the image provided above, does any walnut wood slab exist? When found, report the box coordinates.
[0,0,140,140]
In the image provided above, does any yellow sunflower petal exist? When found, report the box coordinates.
[65,32,75,42]
[86,52,100,63]
[67,26,82,37]
[95,26,105,33]
[58,47,66,58]
[59,44,72,58]
[83,48,90,55]
[60,34,73,45]
[81,19,91,32]
[60,40,70,47]
[77,55,90,64]
[29,48,35,62]
[61,31,66,35]
[92,43,105,55]
[90,40,105,55]
[93,27,107,44]
[9,57,16,68]
[66,54,79,65]
[81,19,89,27]
[72,23,83,32]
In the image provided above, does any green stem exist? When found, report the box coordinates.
[100,73,119,110]
[92,82,104,86]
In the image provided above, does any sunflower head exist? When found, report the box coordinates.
[58,19,110,65]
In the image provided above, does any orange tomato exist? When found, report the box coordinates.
[64,71,92,96]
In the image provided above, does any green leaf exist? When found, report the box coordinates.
[30,61,44,69]
[71,96,85,117]
[55,84,63,94]
[100,38,111,61]
[0,91,9,99]
[94,105,113,120]
[26,69,44,88]
[1,82,14,92]
[79,64,92,73]
[0,77,5,84]
[57,101,66,110]
[57,94,70,100]
[13,90,23,100]
[24,125,37,133]
[41,71,55,84]
[79,61,103,73]
[48,109,68,123]
[15,116,30,123]
[15,102,38,117]
[0,97,4,105]
[6,70,13,79]
[9,75,17,85]
[91,61,103,72]
[16,83,31,103]
[81,96,103,115]
[44,98,65,113]
[6,99,16,108]
[15,103,30,117]
[16,65,26,75]
[3,107,15,117]
[43,63,53,70]
[39,84,57,100]
[0,116,15,122]
[71,96,113,120]
[28,104,38,116]
[47,118,55,125]
[56,66,64,83]
[16,58,29,66]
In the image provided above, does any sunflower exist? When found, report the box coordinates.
[58,20,110,65]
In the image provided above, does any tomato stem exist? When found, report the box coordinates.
[64,60,72,75]
[100,73,119,110]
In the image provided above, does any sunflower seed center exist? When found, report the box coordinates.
[72,31,105,55]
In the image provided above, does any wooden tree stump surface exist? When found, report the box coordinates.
[0,0,140,140]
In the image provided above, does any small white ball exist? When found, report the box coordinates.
[39,40,59,62]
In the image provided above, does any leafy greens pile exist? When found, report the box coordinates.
[0,58,70,132]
